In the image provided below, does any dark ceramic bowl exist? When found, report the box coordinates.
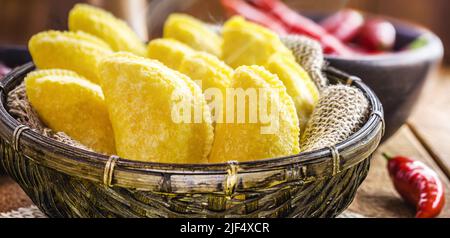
[0,45,30,174]
[325,20,443,141]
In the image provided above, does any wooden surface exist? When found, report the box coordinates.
[0,177,32,213]
[347,68,450,218]
[348,126,450,218]
[1,69,450,217]
[408,69,450,177]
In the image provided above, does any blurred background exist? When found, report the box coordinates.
[1,0,449,63]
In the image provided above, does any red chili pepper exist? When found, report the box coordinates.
[320,9,365,43]
[220,0,288,35]
[247,0,355,56]
[356,18,396,52]
[384,153,445,218]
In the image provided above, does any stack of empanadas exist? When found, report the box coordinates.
[25,4,367,165]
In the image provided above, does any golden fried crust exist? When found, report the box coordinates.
[69,4,147,56]
[29,30,113,84]
[179,52,233,123]
[179,52,233,92]
[222,17,293,68]
[25,69,116,154]
[265,53,319,132]
[164,14,222,57]
[209,65,300,163]
[98,52,214,163]
[147,38,195,69]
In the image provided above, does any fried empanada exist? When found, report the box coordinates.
[147,38,195,69]
[265,53,319,132]
[98,53,214,163]
[209,65,300,163]
[29,31,112,84]
[222,16,293,68]
[25,69,115,154]
[179,52,232,91]
[69,4,147,56]
[164,14,222,57]
[179,52,233,123]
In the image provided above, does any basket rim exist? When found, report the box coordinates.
[0,63,384,188]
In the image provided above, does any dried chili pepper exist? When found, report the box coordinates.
[247,0,355,56]
[320,9,364,43]
[220,0,288,35]
[384,153,445,218]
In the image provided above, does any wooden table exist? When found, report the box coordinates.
[348,68,450,218]
[1,68,450,218]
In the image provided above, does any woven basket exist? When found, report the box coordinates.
[0,63,384,218]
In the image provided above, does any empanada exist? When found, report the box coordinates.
[147,38,195,69]
[209,65,300,163]
[164,13,222,57]
[265,53,319,132]
[25,69,115,154]
[69,4,147,56]
[98,53,214,163]
[29,31,112,84]
[222,16,293,68]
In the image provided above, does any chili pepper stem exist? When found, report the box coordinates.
[382,152,393,161]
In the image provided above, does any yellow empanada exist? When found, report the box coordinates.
[179,52,233,123]
[98,52,214,163]
[164,13,222,57]
[209,65,300,163]
[69,4,147,56]
[25,69,116,154]
[222,16,293,68]
[147,38,195,69]
[265,53,319,132]
[179,51,232,91]
[28,31,112,84]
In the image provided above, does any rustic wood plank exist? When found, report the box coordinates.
[408,68,450,178]
[348,126,450,218]
[0,176,32,213]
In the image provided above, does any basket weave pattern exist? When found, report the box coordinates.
[0,143,370,218]
[0,64,384,218]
